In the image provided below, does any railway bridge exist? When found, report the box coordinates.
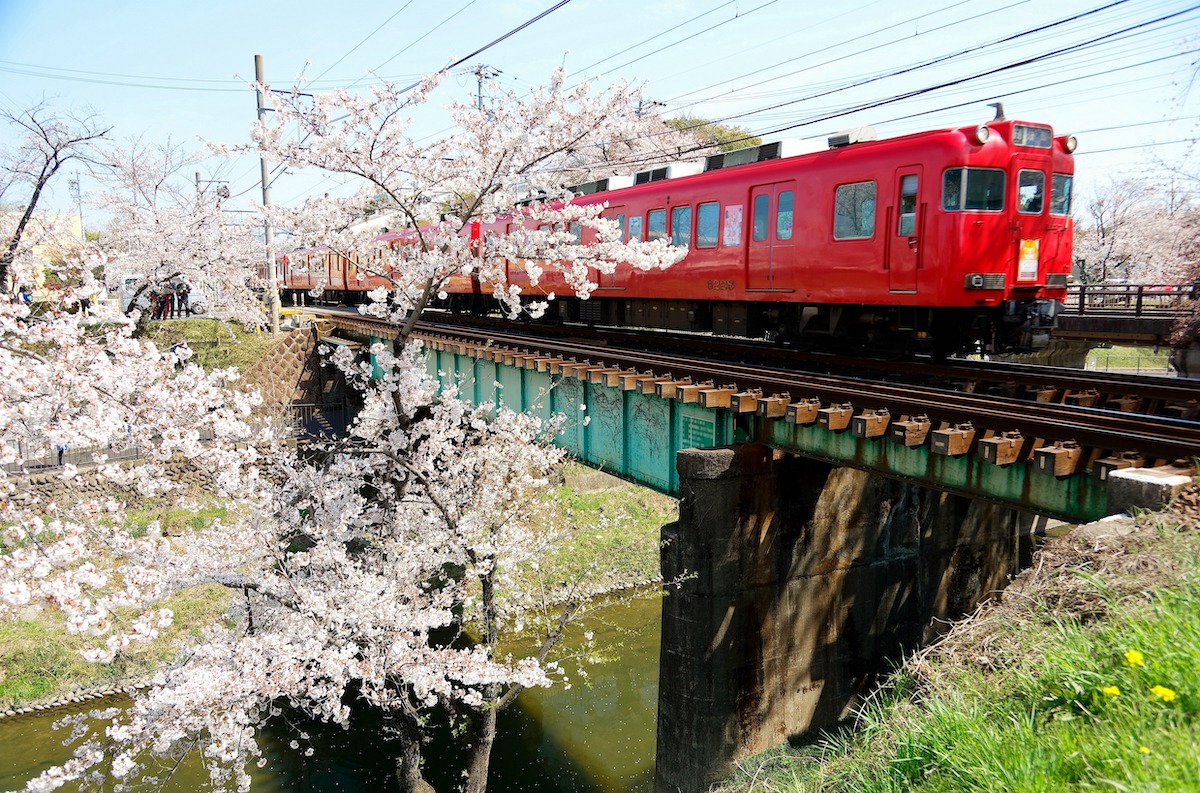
[315,310,1196,793]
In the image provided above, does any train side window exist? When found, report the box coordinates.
[628,215,643,242]
[671,205,691,247]
[1050,174,1072,215]
[777,191,794,241]
[696,201,719,248]
[1018,170,1045,214]
[614,213,626,242]
[833,181,876,240]
[570,221,582,243]
[647,209,667,241]
[752,193,770,242]
[897,175,918,236]
[944,168,1005,211]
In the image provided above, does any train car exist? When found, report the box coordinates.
[281,111,1076,357]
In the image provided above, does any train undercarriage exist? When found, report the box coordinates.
[291,288,1059,359]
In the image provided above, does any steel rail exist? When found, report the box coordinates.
[412,319,1200,462]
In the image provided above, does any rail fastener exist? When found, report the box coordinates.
[1095,450,1146,483]
[890,415,932,447]
[851,408,892,439]
[932,423,977,457]
[1034,440,1084,477]
[786,397,822,426]
[756,393,791,419]
[979,430,1027,466]
[655,378,693,400]
[639,376,677,396]
[732,389,764,413]
[677,381,715,404]
[699,385,739,410]
[818,402,854,432]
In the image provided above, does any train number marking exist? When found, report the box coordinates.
[707,279,736,291]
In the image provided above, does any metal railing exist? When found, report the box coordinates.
[2,403,349,475]
[1062,283,1199,317]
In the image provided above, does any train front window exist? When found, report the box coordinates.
[1050,174,1073,215]
[671,205,692,247]
[648,209,666,241]
[942,168,1004,211]
[777,191,794,241]
[1018,170,1045,214]
[696,201,719,248]
[833,181,875,240]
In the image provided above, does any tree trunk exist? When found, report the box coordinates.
[394,712,436,793]
[463,695,499,793]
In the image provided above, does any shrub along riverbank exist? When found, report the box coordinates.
[715,490,1200,792]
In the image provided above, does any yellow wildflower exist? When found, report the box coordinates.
[1123,650,1145,667]
[1139,746,1150,754]
[1102,685,1120,697]
[1150,685,1177,702]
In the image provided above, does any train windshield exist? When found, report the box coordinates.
[1018,170,1045,214]
[942,168,1004,211]
[1050,174,1073,215]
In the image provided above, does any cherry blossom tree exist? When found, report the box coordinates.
[95,139,265,329]
[1074,175,1198,284]
[3,70,694,793]
[246,67,705,339]
[1,101,109,293]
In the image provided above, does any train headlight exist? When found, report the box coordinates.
[1063,135,1078,153]
[973,125,990,144]
[970,274,986,289]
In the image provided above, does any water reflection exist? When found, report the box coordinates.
[0,594,661,792]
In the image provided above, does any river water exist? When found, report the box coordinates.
[0,595,661,792]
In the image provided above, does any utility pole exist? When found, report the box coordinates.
[68,174,84,242]
[255,54,280,334]
[471,64,500,113]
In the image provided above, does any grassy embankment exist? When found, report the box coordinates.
[1087,345,1172,374]
[715,496,1200,792]
[0,320,676,710]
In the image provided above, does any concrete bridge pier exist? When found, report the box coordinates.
[655,444,1034,792]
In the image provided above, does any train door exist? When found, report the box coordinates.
[747,181,795,291]
[594,208,625,289]
[1012,157,1048,284]
[888,166,923,292]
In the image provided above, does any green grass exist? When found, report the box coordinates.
[0,584,232,710]
[525,464,678,595]
[1087,345,1171,374]
[147,318,285,373]
[714,510,1200,793]
[1,468,674,710]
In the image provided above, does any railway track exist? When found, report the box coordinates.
[409,319,1199,462]
[300,308,1200,463]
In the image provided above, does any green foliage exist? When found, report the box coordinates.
[147,318,283,373]
[531,464,676,591]
[665,116,762,152]
[715,519,1200,792]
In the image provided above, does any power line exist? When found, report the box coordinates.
[310,1,418,85]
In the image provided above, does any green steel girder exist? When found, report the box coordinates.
[422,347,1108,523]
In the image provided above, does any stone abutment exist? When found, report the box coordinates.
[655,444,1037,792]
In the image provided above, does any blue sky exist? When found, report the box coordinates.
[2,0,1197,220]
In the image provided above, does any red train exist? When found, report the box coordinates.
[277,112,1076,357]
